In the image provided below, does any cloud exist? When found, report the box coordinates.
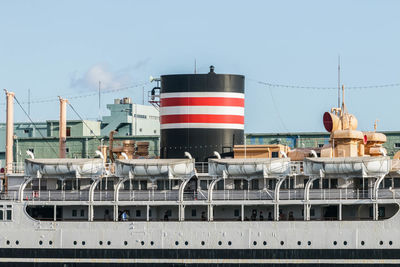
[70,63,130,90]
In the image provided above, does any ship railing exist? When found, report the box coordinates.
[289,161,304,175]
[195,162,208,174]
[22,190,90,201]
[0,191,17,201]
[8,188,400,202]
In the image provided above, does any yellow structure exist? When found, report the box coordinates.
[234,144,290,159]
[321,85,386,158]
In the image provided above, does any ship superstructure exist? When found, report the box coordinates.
[1,72,400,266]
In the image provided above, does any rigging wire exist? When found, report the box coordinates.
[13,96,59,157]
[251,79,400,90]
[67,101,100,142]
[0,82,150,106]
[267,87,289,132]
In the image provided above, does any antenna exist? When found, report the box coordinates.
[142,86,145,105]
[98,81,101,121]
[28,88,31,116]
[194,59,197,74]
[337,55,341,108]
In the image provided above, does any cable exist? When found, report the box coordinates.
[67,102,100,141]
[13,96,59,157]
[0,82,150,106]
[267,87,289,132]
[251,79,400,90]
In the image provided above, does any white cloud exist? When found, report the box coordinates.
[70,63,128,90]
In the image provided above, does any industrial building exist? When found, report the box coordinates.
[246,131,400,157]
[0,97,160,167]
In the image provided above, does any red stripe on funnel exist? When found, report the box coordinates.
[161,114,244,124]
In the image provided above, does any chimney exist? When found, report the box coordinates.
[59,97,68,158]
[4,90,14,175]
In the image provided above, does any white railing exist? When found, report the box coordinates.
[3,188,400,202]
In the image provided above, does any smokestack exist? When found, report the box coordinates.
[4,90,14,175]
[59,97,68,158]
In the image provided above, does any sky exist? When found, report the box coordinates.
[1,0,400,133]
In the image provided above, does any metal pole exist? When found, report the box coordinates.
[5,90,15,177]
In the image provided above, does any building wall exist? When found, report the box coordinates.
[246,131,400,157]
[12,135,159,164]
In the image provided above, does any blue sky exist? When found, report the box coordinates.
[1,0,400,133]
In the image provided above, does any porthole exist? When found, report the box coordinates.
[379,241,383,246]
[308,241,311,246]
[253,241,257,246]
[141,241,144,246]
[280,241,284,246]
[175,241,179,246]
[82,241,86,246]
[228,241,232,246]
[218,241,222,246]
[361,241,365,246]
[201,241,205,246]
[389,241,393,246]
[124,241,128,246]
[39,240,43,245]
[263,241,267,246]
[73,241,77,245]
[15,240,19,245]
[344,241,347,246]
[99,241,103,245]
[6,240,10,245]
[49,241,53,245]
[184,241,188,246]
[150,241,154,246]
[297,241,301,246]
[107,241,111,246]
[333,241,337,246]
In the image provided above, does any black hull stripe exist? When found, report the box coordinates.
[1,248,400,260]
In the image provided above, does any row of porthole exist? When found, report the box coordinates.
[4,239,395,247]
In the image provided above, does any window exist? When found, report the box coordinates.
[234,180,242,190]
[0,210,3,220]
[24,129,29,134]
[216,180,224,190]
[157,180,164,190]
[191,209,196,217]
[318,144,325,148]
[251,179,259,190]
[72,210,77,217]
[66,148,69,153]
[331,179,338,189]
[394,178,400,188]
[234,209,240,217]
[271,152,279,158]
[80,209,85,217]
[133,181,139,190]
[166,210,172,217]
[395,143,400,148]
[66,127,71,137]
[136,210,141,217]
[140,181,147,190]
[154,130,157,134]
[200,180,208,190]
[139,128,142,132]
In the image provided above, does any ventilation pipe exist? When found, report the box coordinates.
[310,150,318,158]
[280,151,288,158]
[213,151,221,159]
[4,90,14,175]
[26,150,34,159]
[184,152,193,159]
[59,97,68,158]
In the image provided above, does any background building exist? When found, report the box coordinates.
[0,97,160,166]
